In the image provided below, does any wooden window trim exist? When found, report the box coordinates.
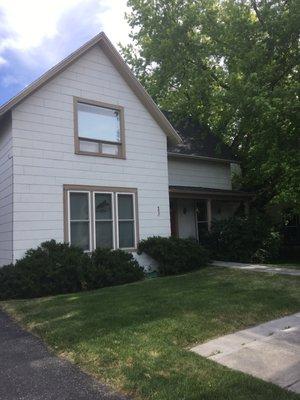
[73,97,126,159]
[63,185,139,251]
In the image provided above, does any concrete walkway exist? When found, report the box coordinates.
[212,261,300,276]
[0,311,128,400]
[191,313,300,394]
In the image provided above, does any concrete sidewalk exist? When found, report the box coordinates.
[0,311,128,400]
[191,313,300,394]
[212,261,300,276]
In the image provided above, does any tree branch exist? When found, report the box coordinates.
[251,0,266,29]
[194,59,229,90]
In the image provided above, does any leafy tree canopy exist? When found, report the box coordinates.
[122,0,300,211]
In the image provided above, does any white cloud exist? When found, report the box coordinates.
[0,0,82,51]
[0,55,8,65]
[1,74,19,87]
[0,0,130,65]
[95,0,130,46]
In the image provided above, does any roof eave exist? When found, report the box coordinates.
[169,186,253,199]
[0,32,181,144]
[168,152,240,164]
[0,32,106,117]
[99,34,181,144]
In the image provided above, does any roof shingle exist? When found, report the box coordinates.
[167,117,239,162]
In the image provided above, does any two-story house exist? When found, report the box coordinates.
[0,32,251,268]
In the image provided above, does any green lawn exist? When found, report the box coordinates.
[2,267,300,400]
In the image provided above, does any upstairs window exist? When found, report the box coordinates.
[74,98,125,158]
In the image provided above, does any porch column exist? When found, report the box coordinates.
[244,201,250,216]
[207,199,212,232]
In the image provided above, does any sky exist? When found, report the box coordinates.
[0,0,130,106]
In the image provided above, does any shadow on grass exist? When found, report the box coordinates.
[8,269,300,344]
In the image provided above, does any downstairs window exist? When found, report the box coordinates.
[65,186,138,251]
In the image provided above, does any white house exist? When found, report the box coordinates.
[0,33,250,267]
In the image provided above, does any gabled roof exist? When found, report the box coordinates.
[0,32,181,144]
[167,117,239,163]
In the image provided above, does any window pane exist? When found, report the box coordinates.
[119,221,134,248]
[95,193,112,220]
[102,143,119,156]
[96,221,113,249]
[70,192,89,220]
[78,103,121,142]
[118,194,134,219]
[79,140,99,153]
[196,201,207,222]
[70,221,89,250]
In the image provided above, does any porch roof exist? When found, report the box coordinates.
[169,185,253,200]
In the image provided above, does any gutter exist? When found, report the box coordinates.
[167,152,240,164]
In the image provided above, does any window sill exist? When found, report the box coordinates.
[121,247,138,252]
[84,247,138,254]
[75,150,126,159]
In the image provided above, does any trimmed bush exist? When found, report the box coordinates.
[86,248,145,289]
[0,240,144,300]
[201,213,281,263]
[0,240,89,300]
[138,236,210,276]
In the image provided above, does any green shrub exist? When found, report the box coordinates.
[86,248,144,289]
[138,236,210,276]
[0,240,89,300]
[202,213,281,263]
[0,240,144,300]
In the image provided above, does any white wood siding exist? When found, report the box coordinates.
[0,113,13,266]
[11,45,171,261]
[168,158,232,190]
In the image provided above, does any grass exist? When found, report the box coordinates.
[2,267,300,400]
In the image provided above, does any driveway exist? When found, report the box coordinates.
[191,313,300,394]
[0,311,128,400]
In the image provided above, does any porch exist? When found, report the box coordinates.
[169,186,252,241]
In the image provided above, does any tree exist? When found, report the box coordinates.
[122,0,300,211]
